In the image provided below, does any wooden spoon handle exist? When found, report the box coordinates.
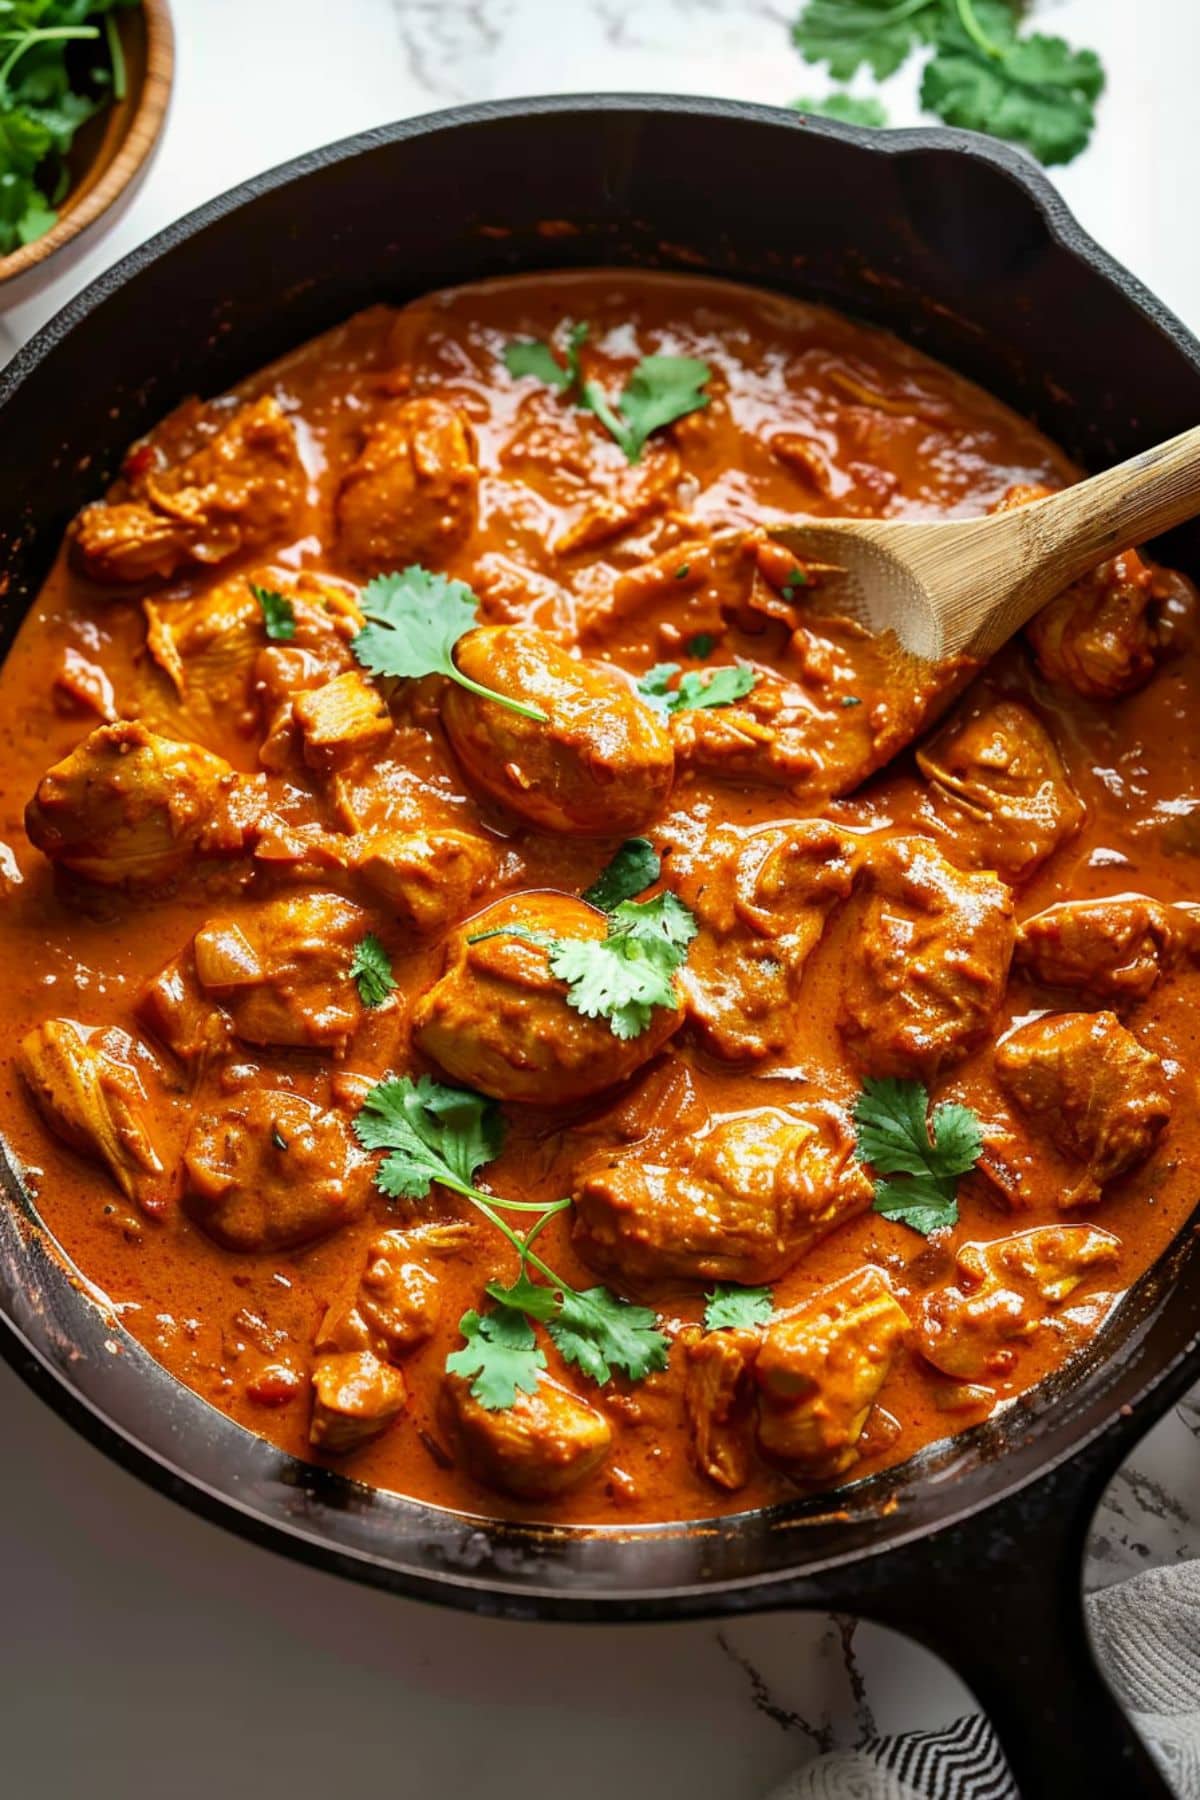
[1022,423,1200,594]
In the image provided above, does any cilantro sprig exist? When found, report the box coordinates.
[704,1284,774,1330]
[791,0,1105,167]
[503,320,711,464]
[472,891,697,1041]
[853,1076,983,1236]
[250,582,296,642]
[350,566,548,724]
[638,662,759,716]
[350,933,395,1008]
[550,892,696,1039]
[354,1075,670,1408]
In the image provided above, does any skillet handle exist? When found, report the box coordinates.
[823,1435,1171,1799]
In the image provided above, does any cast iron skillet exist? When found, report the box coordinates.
[1,96,1198,1800]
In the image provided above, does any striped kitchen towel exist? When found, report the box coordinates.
[767,1562,1200,1799]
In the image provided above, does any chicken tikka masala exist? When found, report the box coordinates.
[2,270,1197,1524]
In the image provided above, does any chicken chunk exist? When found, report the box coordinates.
[579,531,752,662]
[192,892,370,1053]
[293,671,392,772]
[137,951,231,1069]
[994,1011,1170,1207]
[443,1373,612,1499]
[551,439,680,555]
[353,827,498,933]
[754,1268,909,1479]
[1014,895,1200,1003]
[310,1351,408,1455]
[183,1088,371,1251]
[412,892,684,1103]
[915,1225,1122,1379]
[141,569,359,758]
[18,1020,166,1209]
[574,1105,874,1288]
[681,1326,760,1491]
[677,820,858,1059]
[442,626,674,836]
[317,1230,440,1361]
[668,632,961,803]
[25,721,266,887]
[917,698,1084,882]
[336,397,478,574]
[838,837,1014,1080]
[73,396,306,584]
[1026,548,1197,701]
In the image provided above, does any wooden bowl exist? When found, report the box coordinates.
[0,0,174,307]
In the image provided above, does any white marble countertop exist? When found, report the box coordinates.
[2,3,1199,1795]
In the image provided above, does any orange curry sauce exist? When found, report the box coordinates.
[1,270,1198,1525]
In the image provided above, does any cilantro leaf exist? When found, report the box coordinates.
[610,891,698,953]
[486,1271,561,1322]
[686,632,716,658]
[503,320,587,390]
[583,354,711,464]
[792,0,938,81]
[637,663,681,705]
[548,1286,669,1385]
[350,933,395,1008]
[854,1076,939,1176]
[446,1307,546,1410]
[791,93,889,126]
[353,1073,502,1199]
[547,891,698,1040]
[582,838,661,912]
[249,582,296,641]
[704,1284,774,1330]
[870,1172,960,1236]
[921,11,1103,167]
[638,661,759,716]
[673,665,759,712]
[549,934,677,1042]
[350,566,547,723]
[853,1076,983,1237]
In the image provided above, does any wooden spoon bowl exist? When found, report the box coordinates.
[772,425,1200,662]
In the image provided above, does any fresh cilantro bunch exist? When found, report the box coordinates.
[791,0,1105,167]
[503,319,711,464]
[354,1074,670,1408]
[350,566,548,723]
[853,1075,983,1235]
[0,1,136,255]
[638,661,759,716]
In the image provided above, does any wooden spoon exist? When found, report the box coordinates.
[770,426,1200,662]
